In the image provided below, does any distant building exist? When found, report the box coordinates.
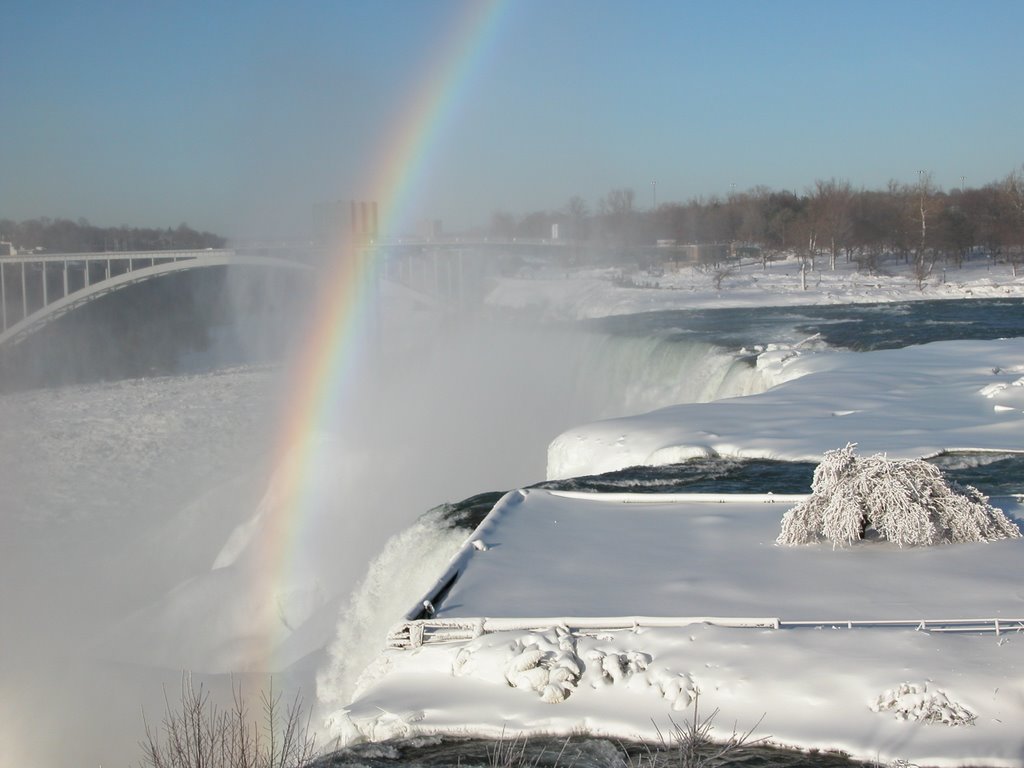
[0,241,14,257]
[423,219,443,241]
[313,200,378,246]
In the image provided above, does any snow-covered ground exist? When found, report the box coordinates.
[3,254,1024,767]
[336,257,1024,766]
[485,253,1024,320]
[548,337,1024,479]
[512,257,1024,479]
[338,489,1024,766]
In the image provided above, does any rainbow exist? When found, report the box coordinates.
[258,0,509,670]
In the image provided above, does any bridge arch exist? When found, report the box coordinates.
[0,250,309,348]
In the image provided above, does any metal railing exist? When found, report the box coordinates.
[0,249,306,345]
[387,615,1024,650]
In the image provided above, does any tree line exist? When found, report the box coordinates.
[490,167,1024,276]
[0,217,226,254]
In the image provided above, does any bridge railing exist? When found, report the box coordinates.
[0,248,233,264]
[0,247,318,352]
[0,250,235,337]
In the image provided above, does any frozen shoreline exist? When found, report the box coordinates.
[485,254,1024,319]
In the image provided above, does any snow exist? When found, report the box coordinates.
[547,337,1024,479]
[337,491,1024,765]
[486,254,1024,321]
[335,258,1024,766]
[4,254,1024,767]
[407,489,1024,623]
[339,621,1024,765]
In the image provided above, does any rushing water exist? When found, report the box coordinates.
[588,297,1024,352]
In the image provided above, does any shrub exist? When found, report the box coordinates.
[777,444,1021,548]
[629,693,766,768]
[139,675,318,768]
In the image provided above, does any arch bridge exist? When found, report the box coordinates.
[0,239,581,348]
[0,249,306,348]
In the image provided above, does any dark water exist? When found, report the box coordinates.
[589,297,1024,352]
[545,451,1024,498]
[439,454,1024,532]
[346,298,1024,768]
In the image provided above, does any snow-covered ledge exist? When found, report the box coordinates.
[335,489,1024,765]
[548,338,1024,479]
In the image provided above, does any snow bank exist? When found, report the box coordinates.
[337,491,1024,766]
[412,489,1024,622]
[340,622,1024,766]
[486,257,1024,321]
[548,338,1024,479]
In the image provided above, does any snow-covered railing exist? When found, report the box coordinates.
[779,618,1024,635]
[388,616,782,649]
[547,490,809,504]
[387,615,1024,650]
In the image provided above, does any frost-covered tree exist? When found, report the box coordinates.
[777,444,1021,548]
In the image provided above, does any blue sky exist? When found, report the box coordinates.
[2,0,1022,238]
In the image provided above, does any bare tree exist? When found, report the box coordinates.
[599,188,637,247]
[564,195,590,243]
[849,189,896,273]
[489,210,516,240]
[138,676,319,768]
[761,191,803,259]
[517,210,553,239]
[810,178,853,270]
[935,196,975,269]
[712,265,735,290]
[912,171,940,285]
[1002,166,1024,276]
[733,187,769,246]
